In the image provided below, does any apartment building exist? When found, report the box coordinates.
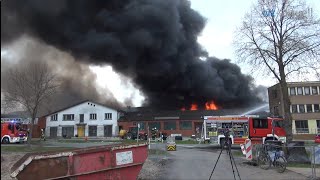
[268,81,320,134]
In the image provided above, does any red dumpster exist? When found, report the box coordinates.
[11,143,148,180]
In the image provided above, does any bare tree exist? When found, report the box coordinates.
[3,61,59,145]
[234,0,320,142]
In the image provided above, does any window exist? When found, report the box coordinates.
[298,104,305,113]
[289,87,296,95]
[291,104,298,113]
[312,86,318,95]
[314,104,320,112]
[295,120,309,133]
[148,122,161,130]
[105,113,112,120]
[317,120,320,133]
[164,122,176,130]
[62,126,74,138]
[253,118,268,128]
[63,114,74,121]
[306,104,312,113]
[304,87,310,95]
[79,114,84,123]
[90,113,97,120]
[50,114,58,121]
[297,87,303,95]
[273,106,279,116]
[273,120,283,128]
[89,126,97,136]
[180,121,192,130]
[137,122,145,130]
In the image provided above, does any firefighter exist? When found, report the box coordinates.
[40,128,46,141]
[151,127,157,140]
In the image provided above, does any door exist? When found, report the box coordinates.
[104,125,113,137]
[50,127,58,138]
[77,126,85,137]
[250,118,269,137]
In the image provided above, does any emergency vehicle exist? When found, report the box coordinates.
[202,115,286,145]
[1,120,28,144]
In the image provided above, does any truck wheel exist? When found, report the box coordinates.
[2,137,10,144]
[127,133,133,140]
[140,135,145,140]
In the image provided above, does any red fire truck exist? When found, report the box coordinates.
[202,115,286,145]
[1,121,28,144]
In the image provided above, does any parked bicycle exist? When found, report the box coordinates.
[257,141,287,173]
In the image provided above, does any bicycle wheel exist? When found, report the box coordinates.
[274,156,287,173]
[258,152,271,170]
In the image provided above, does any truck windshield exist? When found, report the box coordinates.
[273,120,283,128]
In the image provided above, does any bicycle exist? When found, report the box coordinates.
[257,143,287,173]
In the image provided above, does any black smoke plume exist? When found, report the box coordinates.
[1,0,262,109]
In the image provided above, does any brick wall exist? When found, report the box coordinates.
[118,120,203,137]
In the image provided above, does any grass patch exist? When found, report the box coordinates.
[175,140,198,144]
[232,150,245,157]
[287,163,320,168]
[1,146,76,153]
[148,149,169,156]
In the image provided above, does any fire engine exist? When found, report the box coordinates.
[202,115,286,146]
[1,120,28,144]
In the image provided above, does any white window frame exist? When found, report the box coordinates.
[90,113,97,120]
[50,114,58,121]
[105,113,112,120]
[63,114,74,121]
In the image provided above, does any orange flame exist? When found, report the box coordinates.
[205,101,218,110]
[190,103,198,111]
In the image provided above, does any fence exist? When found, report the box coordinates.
[293,128,319,135]
[253,142,320,179]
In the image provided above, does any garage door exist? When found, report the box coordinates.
[104,125,113,137]
[50,127,58,138]
[62,126,74,138]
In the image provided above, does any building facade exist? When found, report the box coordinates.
[45,101,119,138]
[118,108,255,137]
[268,81,320,134]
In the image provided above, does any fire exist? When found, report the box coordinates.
[205,101,218,110]
[190,103,198,111]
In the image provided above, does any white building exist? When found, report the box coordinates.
[45,100,120,138]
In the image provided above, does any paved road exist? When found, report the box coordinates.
[156,145,307,180]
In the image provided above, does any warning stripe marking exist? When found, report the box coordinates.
[167,145,176,151]
[245,139,252,160]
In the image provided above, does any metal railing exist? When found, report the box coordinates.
[293,128,319,134]
[254,143,319,179]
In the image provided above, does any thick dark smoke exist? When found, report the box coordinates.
[2,0,262,109]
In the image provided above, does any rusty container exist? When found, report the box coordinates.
[11,143,148,180]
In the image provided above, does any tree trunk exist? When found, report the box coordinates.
[279,64,293,142]
[27,117,36,147]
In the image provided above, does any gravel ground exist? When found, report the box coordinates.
[138,156,171,180]
[1,152,26,180]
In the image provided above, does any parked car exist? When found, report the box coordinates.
[315,134,320,143]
